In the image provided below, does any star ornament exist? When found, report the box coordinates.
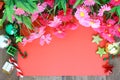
[102,62,113,74]
[97,47,107,57]
[92,35,102,44]
[15,36,24,43]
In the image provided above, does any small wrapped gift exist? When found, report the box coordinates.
[2,61,14,74]
[7,46,17,57]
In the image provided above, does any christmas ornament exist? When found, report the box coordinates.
[2,61,14,74]
[7,46,17,57]
[92,35,102,44]
[102,62,113,74]
[106,42,120,55]
[15,36,24,43]
[5,23,18,35]
[0,35,11,49]
[9,57,23,78]
[97,47,107,57]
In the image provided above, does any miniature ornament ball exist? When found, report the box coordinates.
[106,42,120,55]
[0,35,11,49]
[5,23,18,35]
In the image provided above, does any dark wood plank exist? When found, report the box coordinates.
[19,76,62,80]
[63,76,106,80]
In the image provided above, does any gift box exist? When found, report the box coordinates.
[2,61,14,74]
[7,46,17,57]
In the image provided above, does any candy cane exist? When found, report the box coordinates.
[9,57,23,78]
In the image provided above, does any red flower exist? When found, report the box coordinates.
[66,17,79,30]
[109,0,120,6]
[58,8,73,22]
[69,0,76,5]
[37,13,49,26]
[44,0,54,7]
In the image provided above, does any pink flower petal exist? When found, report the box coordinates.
[31,12,39,22]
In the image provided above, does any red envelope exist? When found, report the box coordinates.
[18,25,107,76]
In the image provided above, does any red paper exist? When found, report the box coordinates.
[18,25,107,76]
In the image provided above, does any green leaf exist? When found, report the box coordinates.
[22,16,33,30]
[5,6,14,23]
[38,0,44,3]
[26,0,37,10]
[116,6,120,16]
[3,0,11,4]
[103,58,107,61]
[73,0,83,9]
[94,0,101,5]
[15,0,35,13]
[109,54,113,60]
[55,0,62,10]
[55,0,60,5]
[54,0,67,14]
[61,0,67,14]
[101,0,110,4]
[110,6,117,13]
[0,19,2,27]
[0,11,7,26]
[15,16,33,30]
[3,0,14,23]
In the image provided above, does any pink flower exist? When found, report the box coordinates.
[37,2,47,13]
[107,19,116,25]
[75,7,90,21]
[12,15,15,21]
[84,0,95,6]
[112,24,120,37]
[93,23,115,42]
[14,8,25,15]
[48,16,62,28]
[79,19,90,27]
[38,27,46,36]
[29,27,46,41]
[101,33,115,42]
[22,38,28,46]
[109,0,120,6]
[53,30,65,38]
[29,33,39,41]
[69,0,76,5]
[89,19,100,28]
[98,4,111,16]
[75,7,91,27]
[31,2,47,22]
[31,12,39,22]
[82,6,91,13]
[44,0,54,7]
[40,34,52,46]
